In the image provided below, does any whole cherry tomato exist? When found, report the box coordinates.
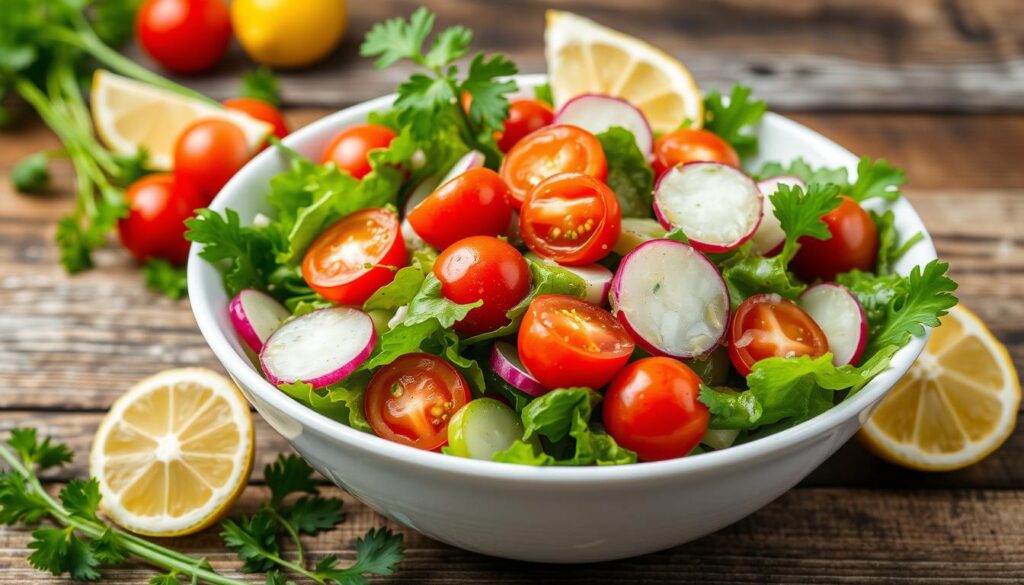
[135,0,231,74]
[519,173,621,266]
[498,99,555,153]
[434,236,531,335]
[118,173,206,265]
[728,293,829,377]
[173,118,252,201]
[223,97,289,140]
[321,124,397,179]
[652,128,740,176]
[407,168,514,250]
[500,125,606,208]
[791,195,879,282]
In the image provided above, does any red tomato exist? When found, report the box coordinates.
[135,0,231,74]
[652,129,740,176]
[302,208,407,305]
[407,168,514,250]
[500,125,607,208]
[603,357,709,461]
[791,195,879,282]
[223,97,289,140]
[519,173,621,266]
[517,294,634,390]
[321,124,397,179]
[498,99,555,153]
[365,353,471,450]
[434,236,531,335]
[174,118,251,202]
[118,173,205,265]
[728,294,830,377]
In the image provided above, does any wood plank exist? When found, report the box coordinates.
[0,487,1022,583]
[122,0,1024,111]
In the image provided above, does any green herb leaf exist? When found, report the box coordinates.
[263,454,318,507]
[871,209,924,275]
[533,82,553,106]
[142,259,188,299]
[597,127,655,218]
[424,25,472,69]
[848,157,905,203]
[241,67,281,106]
[89,528,128,566]
[866,260,958,356]
[285,495,344,535]
[28,526,101,580]
[12,153,50,193]
[461,53,517,133]
[360,7,435,69]
[0,471,50,524]
[59,479,101,522]
[185,208,277,295]
[756,157,849,188]
[313,527,404,584]
[220,509,280,573]
[148,572,182,585]
[703,85,766,159]
[7,428,73,470]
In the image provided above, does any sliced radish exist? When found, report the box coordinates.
[750,175,806,256]
[610,239,729,359]
[490,341,547,397]
[400,218,427,251]
[260,307,376,389]
[403,177,439,216]
[439,150,486,184]
[229,289,291,353]
[799,283,868,367]
[554,94,653,153]
[526,253,612,306]
[653,162,763,253]
[613,217,667,256]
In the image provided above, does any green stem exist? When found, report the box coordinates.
[266,506,305,565]
[258,551,324,584]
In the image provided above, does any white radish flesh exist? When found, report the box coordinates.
[750,176,805,256]
[490,342,548,397]
[403,178,439,216]
[653,162,762,253]
[400,218,428,251]
[799,283,868,367]
[440,150,486,184]
[526,253,613,306]
[554,94,654,153]
[613,217,667,256]
[260,307,376,389]
[610,239,730,358]
[229,289,291,353]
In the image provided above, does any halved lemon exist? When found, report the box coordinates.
[90,368,255,536]
[544,10,703,133]
[91,70,272,170]
[859,305,1020,471]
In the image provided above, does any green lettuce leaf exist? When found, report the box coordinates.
[596,127,654,218]
[279,372,372,432]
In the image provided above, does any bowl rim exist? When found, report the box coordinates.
[188,74,937,486]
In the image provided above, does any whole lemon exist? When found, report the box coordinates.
[232,0,347,69]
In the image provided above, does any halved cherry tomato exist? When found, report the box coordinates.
[517,294,634,389]
[407,168,513,250]
[321,124,397,179]
[652,128,740,176]
[519,173,621,266]
[791,195,879,282]
[728,294,829,377]
[365,353,471,451]
[302,208,407,305]
[434,236,531,335]
[118,173,205,265]
[136,0,231,74]
[500,125,607,208]
[173,118,251,201]
[223,97,289,140]
[498,99,555,153]
[603,357,709,461]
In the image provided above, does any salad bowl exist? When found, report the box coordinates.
[188,74,936,563]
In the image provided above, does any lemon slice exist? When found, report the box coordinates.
[859,305,1020,471]
[91,70,272,170]
[91,368,255,536]
[544,10,703,133]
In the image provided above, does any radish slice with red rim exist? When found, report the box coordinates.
[259,307,376,389]
[490,341,547,397]
[554,94,653,153]
[653,162,763,253]
[229,289,291,353]
[610,239,730,358]
[799,283,868,366]
[750,175,805,256]
[526,253,612,306]
[440,150,486,184]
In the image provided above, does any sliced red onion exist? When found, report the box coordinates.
[490,341,547,397]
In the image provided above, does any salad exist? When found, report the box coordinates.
[188,9,958,466]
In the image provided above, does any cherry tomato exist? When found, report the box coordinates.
[174,118,251,201]
[603,357,709,461]
[498,99,555,153]
[118,173,205,265]
[434,236,531,335]
[728,294,830,377]
[135,0,231,74]
[407,168,514,250]
[302,208,407,305]
[500,125,607,208]
[652,129,740,176]
[321,124,397,179]
[223,97,289,140]
[519,173,621,266]
[365,353,472,451]
[517,294,634,389]
[791,195,879,282]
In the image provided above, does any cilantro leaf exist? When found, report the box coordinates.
[0,471,50,524]
[185,208,277,295]
[285,495,344,535]
[91,0,143,47]
[56,216,95,273]
[757,157,849,188]
[264,454,318,506]
[703,85,766,158]
[360,6,435,69]
[142,259,188,300]
[89,528,128,566]
[597,127,655,218]
[12,153,50,193]
[871,210,924,275]
[28,526,101,580]
[424,25,472,70]
[848,157,906,203]
[241,67,281,107]
[59,479,101,522]
[220,509,280,573]
[313,527,404,584]
[7,428,73,470]
[148,572,182,585]
[461,53,517,134]
[866,260,957,355]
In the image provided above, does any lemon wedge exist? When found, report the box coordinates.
[90,368,255,536]
[859,305,1020,471]
[544,10,703,133]
[91,70,272,170]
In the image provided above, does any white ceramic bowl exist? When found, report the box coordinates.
[188,75,937,563]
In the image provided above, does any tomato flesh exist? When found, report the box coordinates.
[728,294,829,377]
[603,357,710,461]
[365,353,471,450]
[791,195,879,282]
[321,124,397,179]
[652,129,740,176]
[302,208,407,305]
[174,118,252,201]
[434,236,531,335]
[519,173,621,266]
[498,99,555,153]
[224,97,289,140]
[118,173,205,265]
[500,125,607,208]
[517,294,634,390]
[136,0,231,74]
[407,168,514,250]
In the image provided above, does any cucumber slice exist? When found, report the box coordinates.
[447,398,524,460]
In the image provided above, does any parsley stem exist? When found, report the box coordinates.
[266,505,305,565]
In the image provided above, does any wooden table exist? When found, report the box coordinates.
[2,0,1023,582]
